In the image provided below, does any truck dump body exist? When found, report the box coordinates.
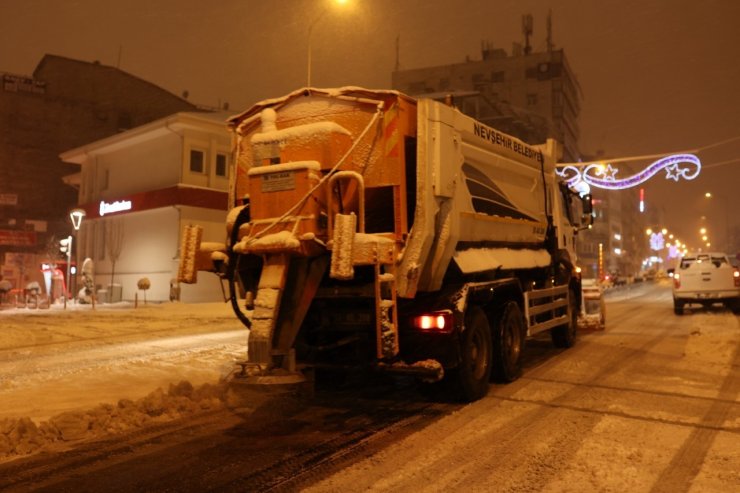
[179,87,590,401]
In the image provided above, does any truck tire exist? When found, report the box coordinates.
[673,298,684,315]
[551,288,578,348]
[452,306,492,401]
[491,302,525,383]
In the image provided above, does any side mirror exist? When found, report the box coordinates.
[581,194,593,216]
[580,194,594,229]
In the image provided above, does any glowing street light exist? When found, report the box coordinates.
[70,209,85,231]
[307,0,350,87]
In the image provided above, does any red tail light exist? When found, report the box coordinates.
[413,311,453,333]
[674,273,681,289]
[734,269,740,287]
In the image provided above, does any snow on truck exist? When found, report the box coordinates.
[178,87,593,401]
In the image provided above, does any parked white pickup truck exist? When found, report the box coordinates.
[672,252,740,315]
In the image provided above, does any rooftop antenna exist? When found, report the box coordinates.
[546,10,554,52]
[522,14,533,55]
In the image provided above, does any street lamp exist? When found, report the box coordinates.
[63,209,86,308]
[307,0,350,87]
[704,192,730,252]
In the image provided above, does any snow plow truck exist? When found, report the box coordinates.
[178,87,593,401]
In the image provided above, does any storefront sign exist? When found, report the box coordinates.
[99,199,132,216]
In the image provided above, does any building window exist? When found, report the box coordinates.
[527,94,538,106]
[190,149,205,174]
[215,153,228,177]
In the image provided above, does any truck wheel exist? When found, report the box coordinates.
[727,299,740,314]
[452,306,492,401]
[673,299,684,315]
[492,302,525,383]
[551,288,578,348]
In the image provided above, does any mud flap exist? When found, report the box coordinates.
[178,224,202,284]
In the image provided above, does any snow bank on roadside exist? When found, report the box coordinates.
[0,380,227,462]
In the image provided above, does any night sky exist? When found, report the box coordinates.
[2,0,739,250]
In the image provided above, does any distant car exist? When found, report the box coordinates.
[672,252,740,315]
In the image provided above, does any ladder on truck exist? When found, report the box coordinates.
[327,171,400,361]
[523,284,571,336]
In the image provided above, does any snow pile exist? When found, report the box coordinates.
[251,121,350,145]
[246,160,320,176]
[0,380,226,462]
[236,230,300,253]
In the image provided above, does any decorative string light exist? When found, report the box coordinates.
[556,154,701,191]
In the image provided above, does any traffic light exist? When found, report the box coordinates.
[60,236,71,254]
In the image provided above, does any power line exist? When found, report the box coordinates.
[696,134,740,153]
[700,158,740,170]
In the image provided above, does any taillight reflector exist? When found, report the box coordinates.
[674,273,681,289]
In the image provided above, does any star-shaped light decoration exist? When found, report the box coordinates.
[664,163,681,181]
[597,164,619,181]
[555,153,700,191]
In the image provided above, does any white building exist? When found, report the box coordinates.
[60,111,232,303]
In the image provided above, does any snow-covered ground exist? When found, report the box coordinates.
[0,301,247,460]
[303,283,740,492]
[2,283,739,493]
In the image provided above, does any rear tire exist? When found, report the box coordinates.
[552,288,578,348]
[450,306,492,402]
[491,302,525,382]
[729,299,740,315]
[673,298,684,315]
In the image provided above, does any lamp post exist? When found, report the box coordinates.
[64,209,86,308]
[60,235,72,309]
[704,192,730,252]
[306,0,349,87]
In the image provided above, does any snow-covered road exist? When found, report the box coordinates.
[1,283,738,492]
[0,302,246,421]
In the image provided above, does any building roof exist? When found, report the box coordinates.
[60,111,232,164]
[227,86,413,130]
[33,54,194,105]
